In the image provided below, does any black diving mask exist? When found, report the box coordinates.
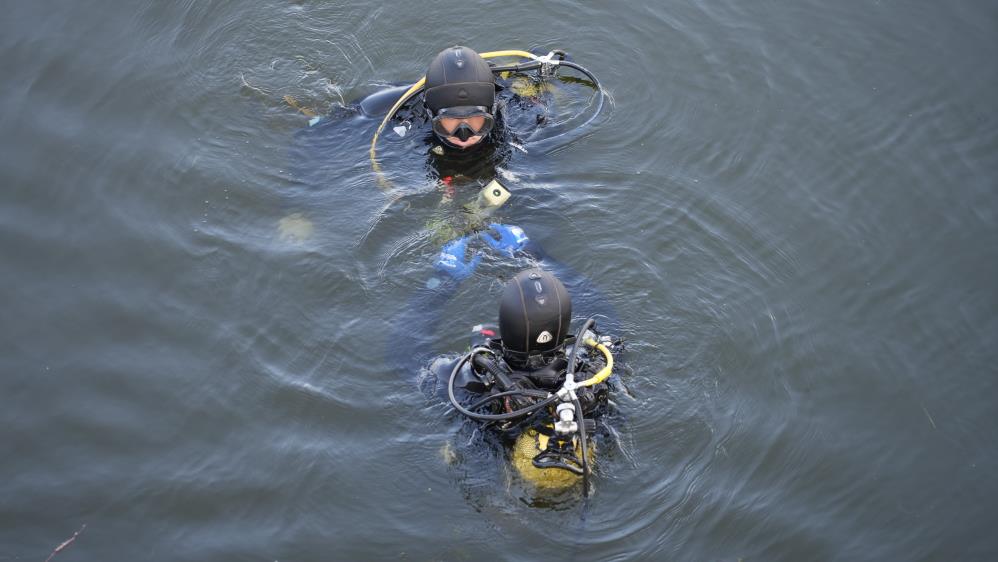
[431,106,495,144]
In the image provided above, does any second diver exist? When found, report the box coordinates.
[446,268,622,496]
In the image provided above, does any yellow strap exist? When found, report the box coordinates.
[577,339,613,387]
[283,95,317,118]
[369,49,538,189]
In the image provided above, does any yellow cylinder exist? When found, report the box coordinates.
[511,428,594,489]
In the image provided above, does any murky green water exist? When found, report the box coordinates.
[2,1,996,560]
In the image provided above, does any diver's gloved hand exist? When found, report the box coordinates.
[480,223,529,256]
[434,235,482,280]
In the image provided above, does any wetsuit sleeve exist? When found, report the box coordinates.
[358,84,414,117]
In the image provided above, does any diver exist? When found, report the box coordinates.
[365,47,595,281]
[290,44,603,194]
[364,45,603,179]
[351,46,509,186]
[287,46,605,277]
[446,268,622,497]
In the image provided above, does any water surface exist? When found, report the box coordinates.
[2,1,996,560]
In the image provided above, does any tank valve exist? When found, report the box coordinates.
[554,402,578,435]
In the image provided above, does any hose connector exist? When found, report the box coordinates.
[556,372,578,402]
[536,51,563,78]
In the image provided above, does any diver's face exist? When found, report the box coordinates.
[437,115,487,149]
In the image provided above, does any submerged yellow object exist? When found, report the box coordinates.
[508,76,555,98]
[511,428,594,489]
[283,95,317,118]
[277,212,314,243]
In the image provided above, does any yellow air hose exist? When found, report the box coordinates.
[577,338,613,387]
[368,50,539,189]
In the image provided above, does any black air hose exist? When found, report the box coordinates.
[448,350,557,422]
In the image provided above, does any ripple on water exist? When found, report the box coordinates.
[4,0,997,559]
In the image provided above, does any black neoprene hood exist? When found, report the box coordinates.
[424,46,496,114]
[499,269,572,356]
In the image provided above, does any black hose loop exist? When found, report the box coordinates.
[448,350,557,422]
[466,389,550,411]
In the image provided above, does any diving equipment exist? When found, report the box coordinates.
[498,269,572,362]
[432,223,529,281]
[477,179,511,209]
[480,223,528,256]
[424,46,496,115]
[447,312,615,497]
[513,424,595,489]
[424,47,497,148]
[434,235,482,281]
[430,106,496,142]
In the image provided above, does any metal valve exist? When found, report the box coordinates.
[554,402,578,435]
[536,51,561,78]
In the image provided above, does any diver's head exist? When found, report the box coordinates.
[499,269,572,366]
[424,46,496,150]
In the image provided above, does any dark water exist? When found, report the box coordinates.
[2,1,997,560]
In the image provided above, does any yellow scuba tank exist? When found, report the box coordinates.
[511,426,595,489]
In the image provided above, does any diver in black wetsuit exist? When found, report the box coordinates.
[364,45,603,185]
[354,53,510,185]
[402,47,595,281]
[446,268,621,496]
[337,47,547,274]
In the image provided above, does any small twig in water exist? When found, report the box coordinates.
[44,524,86,562]
[922,406,937,430]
